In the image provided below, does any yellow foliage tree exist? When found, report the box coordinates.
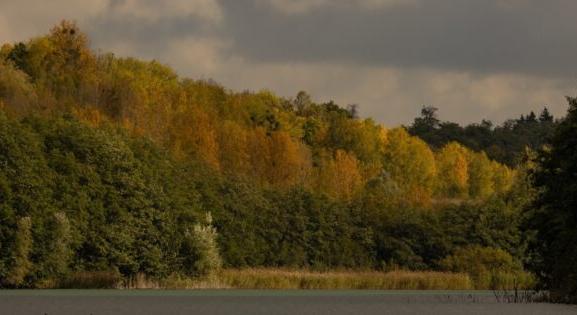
[268,131,312,187]
[435,142,470,198]
[382,128,437,206]
[97,56,179,141]
[0,61,37,114]
[247,127,273,185]
[0,44,11,60]
[467,151,495,199]
[170,105,221,170]
[24,20,97,106]
[218,120,250,175]
[315,149,364,200]
[245,129,311,187]
[490,160,515,195]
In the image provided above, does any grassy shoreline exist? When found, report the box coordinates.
[216,269,473,290]
[49,269,534,291]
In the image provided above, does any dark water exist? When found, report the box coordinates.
[0,290,575,315]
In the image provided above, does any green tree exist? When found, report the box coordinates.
[42,212,72,279]
[181,213,222,278]
[528,97,577,302]
[6,217,32,287]
[440,246,525,289]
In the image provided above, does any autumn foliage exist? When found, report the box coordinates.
[0,22,532,288]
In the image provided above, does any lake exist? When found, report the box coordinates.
[0,290,575,315]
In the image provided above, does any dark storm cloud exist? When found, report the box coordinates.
[8,0,574,78]
[86,16,212,55]
[1,0,576,125]
[219,0,577,77]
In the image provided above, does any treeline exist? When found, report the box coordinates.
[0,112,530,288]
[408,106,557,166]
[526,97,577,303]
[0,21,515,205]
[0,113,225,286]
[0,21,564,293]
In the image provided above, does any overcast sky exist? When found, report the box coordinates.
[1,0,576,126]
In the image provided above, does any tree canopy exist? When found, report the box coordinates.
[527,97,577,302]
[0,21,548,290]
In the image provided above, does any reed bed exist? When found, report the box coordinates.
[218,269,474,290]
[49,269,534,290]
[472,270,536,290]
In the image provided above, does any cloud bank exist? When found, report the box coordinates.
[0,0,575,125]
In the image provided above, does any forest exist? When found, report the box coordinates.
[0,21,574,302]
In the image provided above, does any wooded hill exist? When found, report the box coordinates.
[0,21,559,292]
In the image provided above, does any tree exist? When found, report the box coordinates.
[490,161,515,195]
[0,43,13,61]
[170,105,221,170]
[410,106,440,134]
[218,120,250,175]
[468,152,495,199]
[323,116,382,165]
[440,246,524,289]
[382,128,437,206]
[435,142,470,198]
[0,60,37,113]
[526,111,537,123]
[6,217,32,287]
[315,149,364,200]
[268,131,311,187]
[347,104,359,119]
[6,43,30,74]
[528,97,577,302]
[181,213,222,278]
[408,107,557,166]
[539,107,554,123]
[23,20,97,106]
[293,91,312,115]
[42,212,72,279]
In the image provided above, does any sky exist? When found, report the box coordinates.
[1,0,576,126]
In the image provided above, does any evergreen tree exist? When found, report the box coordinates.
[528,97,577,302]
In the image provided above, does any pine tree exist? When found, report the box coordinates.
[529,97,577,302]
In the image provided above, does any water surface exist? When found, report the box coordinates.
[0,290,574,315]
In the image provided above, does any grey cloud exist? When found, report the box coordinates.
[6,0,576,78]
[0,0,576,125]
[86,15,215,55]
[220,0,577,77]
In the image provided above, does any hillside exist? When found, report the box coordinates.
[0,21,535,288]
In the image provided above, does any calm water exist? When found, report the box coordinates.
[0,290,575,315]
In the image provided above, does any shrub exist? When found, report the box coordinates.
[182,212,222,278]
[440,246,534,289]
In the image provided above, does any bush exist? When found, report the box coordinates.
[440,246,534,289]
[181,212,222,278]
